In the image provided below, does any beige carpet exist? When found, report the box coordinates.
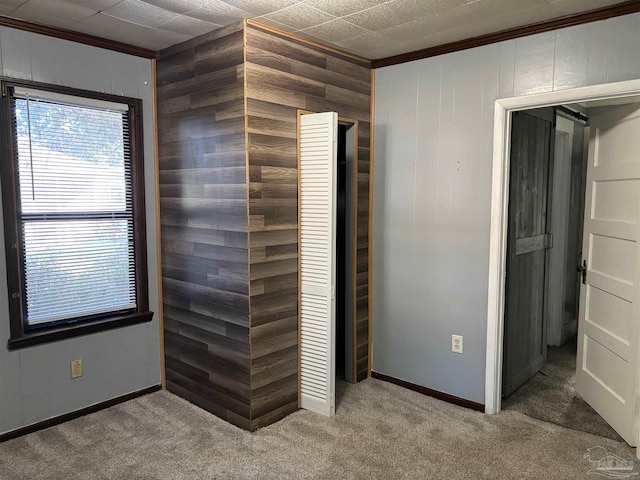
[502,341,622,441]
[0,378,635,479]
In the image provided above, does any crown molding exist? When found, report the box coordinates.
[0,15,156,59]
[372,0,640,69]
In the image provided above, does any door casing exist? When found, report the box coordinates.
[485,79,640,416]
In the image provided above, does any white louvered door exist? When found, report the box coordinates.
[299,111,338,416]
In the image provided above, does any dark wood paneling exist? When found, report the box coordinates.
[372,0,640,68]
[157,22,371,430]
[245,24,372,423]
[157,22,251,429]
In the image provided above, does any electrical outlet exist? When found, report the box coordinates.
[70,359,83,379]
[452,335,463,354]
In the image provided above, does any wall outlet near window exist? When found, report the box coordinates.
[70,359,83,379]
[452,335,463,354]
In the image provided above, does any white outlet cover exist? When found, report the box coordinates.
[452,335,463,354]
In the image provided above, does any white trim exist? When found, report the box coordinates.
[485,79,640,415]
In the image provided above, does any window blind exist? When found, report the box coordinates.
[12,90,137,327]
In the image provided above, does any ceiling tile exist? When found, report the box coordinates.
[25,16,77,29]
[378,18,439,43]
[262,3,335,30]
[11,0,98,23]
[335,31,390,52]
[298,19,369,43]
[186,0,250,25]
[287,30,334,47]
[157,14,221,36]
[0,0,27,8]
[250,16,298,32]
[376,0,523,43]
[140,0,210,14]
[372,1,558,57]
[344,0,459,31]
[397,27,483,53]
[133,27,192,49]
[72,11,152,42]
[103,0,180,27]
[451,0,551,19]
[548,0,627,15]
[302,0,393,17]
[478,3,563,31]
[356,42,405,59]
[76,16,188,51]
[339,40,402,59]
[223,0,301,16]
[0,0,628,59]
[65,0,123,10]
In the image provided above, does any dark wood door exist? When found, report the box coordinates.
[503,108,555,398]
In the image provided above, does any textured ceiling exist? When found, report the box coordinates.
[0,0,631,59]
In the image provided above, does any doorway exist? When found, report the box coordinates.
[501,107,557,400]
[336,121,357,384]
[499,105,622,440]
[485,79,640,451]
[501,107,587,397]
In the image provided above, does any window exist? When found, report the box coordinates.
[0,79,152,349]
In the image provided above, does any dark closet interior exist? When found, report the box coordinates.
[335,122,356,383]
[336,123,348,380]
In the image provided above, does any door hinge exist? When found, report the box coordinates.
[577,259,587,285]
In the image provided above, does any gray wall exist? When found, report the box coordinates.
[0,27,161,434]
[372,13,640,404]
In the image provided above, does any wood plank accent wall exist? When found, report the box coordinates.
[245,24,372,427]
[156,21,372,431]
[156,22,252,430]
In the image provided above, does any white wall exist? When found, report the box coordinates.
[0,27,161,434]
[373,13,640,404]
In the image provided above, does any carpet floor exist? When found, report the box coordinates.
[0,378,635,480]
[502,341,621,441]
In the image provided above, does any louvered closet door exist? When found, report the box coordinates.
[299,112,338,416]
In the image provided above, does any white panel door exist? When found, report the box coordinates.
[299,111,338,416]
[576,104,640,446]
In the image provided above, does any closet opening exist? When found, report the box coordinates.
[336,121,357,384]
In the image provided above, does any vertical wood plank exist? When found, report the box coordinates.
[513,32,555,96]
[554,25,588,91]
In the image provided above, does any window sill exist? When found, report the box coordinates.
[7,311,154,350]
